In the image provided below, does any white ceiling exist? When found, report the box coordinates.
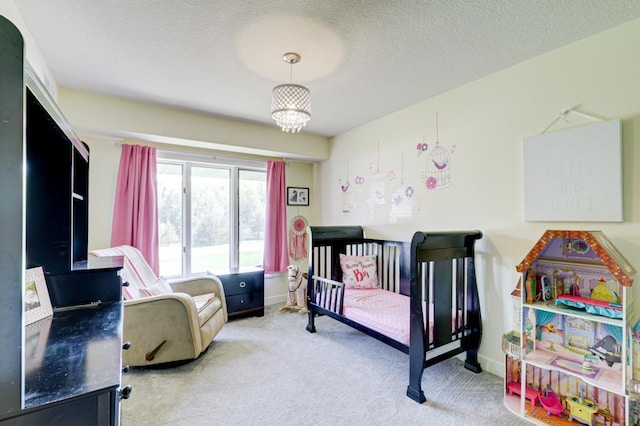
[15,1,640,137]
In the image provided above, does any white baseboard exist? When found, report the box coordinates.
[265,294,287,306]
[480,354,504,379]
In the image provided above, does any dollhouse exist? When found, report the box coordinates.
[503,230,639,425]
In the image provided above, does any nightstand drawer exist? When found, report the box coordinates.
[226,292,263,313]
[214,267,265,318]
[219,271,263,296]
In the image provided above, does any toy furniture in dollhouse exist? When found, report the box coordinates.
[539,387,563,417]
[596,407,614,426]
[566,396,598,426]
[507,381,540,406]
[502,230,637,425]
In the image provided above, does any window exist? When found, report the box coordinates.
[157,154,266,276]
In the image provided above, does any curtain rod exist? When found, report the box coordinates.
[113,142,287,165]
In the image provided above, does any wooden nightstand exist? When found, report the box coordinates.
[214,267,264,319]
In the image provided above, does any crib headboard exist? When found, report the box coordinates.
[308,226,411,295]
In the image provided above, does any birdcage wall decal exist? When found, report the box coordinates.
[339,179,354,213]
[425,142,451,190]
[369,169,386,205]
[389,185,414,222]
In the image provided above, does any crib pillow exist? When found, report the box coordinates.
[339,254,379,289]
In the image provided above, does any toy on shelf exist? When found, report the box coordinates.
[555,294,623,319]
[502,330,521,360]
[566,396,598,426]
[539,386,563,417]
[589,335,622,367]
[506,381,540,407]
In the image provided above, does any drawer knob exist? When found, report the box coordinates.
[239,281,246,288]
[120,385,132,400]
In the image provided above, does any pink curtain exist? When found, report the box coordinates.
[263,161,289,274]
[110,144,160,275]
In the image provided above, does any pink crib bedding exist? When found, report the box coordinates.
[343,288,458,346]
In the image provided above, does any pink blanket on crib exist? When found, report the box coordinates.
[342,288,458,346]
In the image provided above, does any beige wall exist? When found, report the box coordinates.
[59,88,330,162]
[318,17,640,376]
[0,3,57,97]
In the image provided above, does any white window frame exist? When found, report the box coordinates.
[157,151,266,275]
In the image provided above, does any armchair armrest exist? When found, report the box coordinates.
[168,275,227,321]
[123,293,203,365]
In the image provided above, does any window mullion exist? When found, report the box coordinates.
[230,167,239,269]
[183,163,192,275]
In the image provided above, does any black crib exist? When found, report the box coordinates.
[306,226,483,403]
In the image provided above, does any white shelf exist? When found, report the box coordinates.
[523,300,624,327]
[523,348,624,396]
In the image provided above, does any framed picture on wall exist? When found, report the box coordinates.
[24,266,53,325]
[287,187,309,206]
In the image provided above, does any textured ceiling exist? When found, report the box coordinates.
[14,1,640,137]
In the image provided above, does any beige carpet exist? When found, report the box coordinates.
[121,305,529,425]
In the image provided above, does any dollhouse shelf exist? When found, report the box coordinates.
[523,300,624,327]
[524,347,623,395]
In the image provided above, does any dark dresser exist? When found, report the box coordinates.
[3,256,128,425]
[0,21,129,423]
[214,267,264,318]
[17,303,124,425]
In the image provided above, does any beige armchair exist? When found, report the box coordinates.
[90,246,227,367]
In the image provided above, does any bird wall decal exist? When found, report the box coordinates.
[432,159,448,170]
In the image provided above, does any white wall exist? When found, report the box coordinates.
[318,17,640,376]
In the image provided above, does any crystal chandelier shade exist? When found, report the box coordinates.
[271,84,311,133]
[271,53,311,133]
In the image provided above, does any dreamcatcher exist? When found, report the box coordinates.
[289,215,309,261]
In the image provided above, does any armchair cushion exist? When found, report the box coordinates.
[90,245,228,366]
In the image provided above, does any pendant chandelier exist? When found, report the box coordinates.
[271,52,311,133]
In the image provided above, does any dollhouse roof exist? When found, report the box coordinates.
[511,278,522,297]
[515,230,636,287]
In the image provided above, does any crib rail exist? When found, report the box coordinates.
[309,275,344,315]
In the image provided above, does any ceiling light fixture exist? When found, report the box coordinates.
[271,52,311,133]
